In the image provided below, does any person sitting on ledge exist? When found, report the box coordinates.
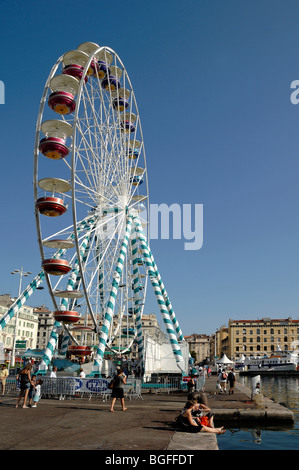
[190,399,215,428]
[176,400,225,434]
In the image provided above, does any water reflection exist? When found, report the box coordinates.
[217,375,299,450]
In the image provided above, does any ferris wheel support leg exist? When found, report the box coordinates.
[60,332,71,358]
[131,237,145,367]
[0,271,45,331]
[38,321,62,374]
[133,216,184,341]
[95,236,104,313]
[133,217,185,372]
[93,214,134,376]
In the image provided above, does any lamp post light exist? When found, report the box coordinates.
[10,267,32,367]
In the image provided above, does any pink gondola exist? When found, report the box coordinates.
[48,75,79,115]
[39,120,72,160]
[48,91,76,115]
[42,258,71,276]
[68,345,93,356]
[53,310,80,324]
[36,196,67,217]
[39,136,69,160]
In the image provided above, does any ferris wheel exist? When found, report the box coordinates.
[32,42,185,374]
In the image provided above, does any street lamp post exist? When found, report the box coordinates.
[10,267,32,367]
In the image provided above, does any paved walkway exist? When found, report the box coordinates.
[0,375,293,451]
[0,390,190,451]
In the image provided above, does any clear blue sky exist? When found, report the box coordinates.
[0,0,298,336]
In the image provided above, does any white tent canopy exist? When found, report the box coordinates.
[216,354,234,364]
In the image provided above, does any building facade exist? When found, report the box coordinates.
[33,305,55,350]
[209,326,228,363]
[0,295,39,353]
[184,333,210,363]
[228,317,299,359]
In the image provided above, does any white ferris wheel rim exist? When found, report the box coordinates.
[33,44,149,356]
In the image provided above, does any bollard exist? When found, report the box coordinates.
[251,375,261,399]
[251,375,264,408]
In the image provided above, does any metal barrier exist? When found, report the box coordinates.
[4,378,19,395]
[5,374,200,399]
[141,376,184,393]
[3,376,143,401]
[141,375,206,393]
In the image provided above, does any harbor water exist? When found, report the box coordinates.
[217,375,299,450]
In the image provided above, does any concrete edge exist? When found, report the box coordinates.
[167,431,218,451]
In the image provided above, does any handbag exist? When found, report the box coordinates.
[108,380,114,389]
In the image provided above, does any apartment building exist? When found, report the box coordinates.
[228,317,299,359]
[184,333,210,363]
[0,294,39,352]
[33,305,55,350]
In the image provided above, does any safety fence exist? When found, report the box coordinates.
[4,377,143,401]
[4,374,205,400]
[142,375,206,393]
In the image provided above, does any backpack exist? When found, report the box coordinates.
[222,372,227,380]
[19,372,30,384]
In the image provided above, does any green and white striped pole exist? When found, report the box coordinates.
[0,271,45,331]
[93,214,133,374]
[38,321,61,374]
[131,235,144,367]
[134,216,184,342]
[133,217,185,370]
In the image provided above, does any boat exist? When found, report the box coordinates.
[244,346,299,372]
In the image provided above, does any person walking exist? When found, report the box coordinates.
[227,368,236,395]
[187,374,196,394]
[110,368,127,412]
[16,364,33,408]
[0,364,9,396]
[218,369,228,393]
